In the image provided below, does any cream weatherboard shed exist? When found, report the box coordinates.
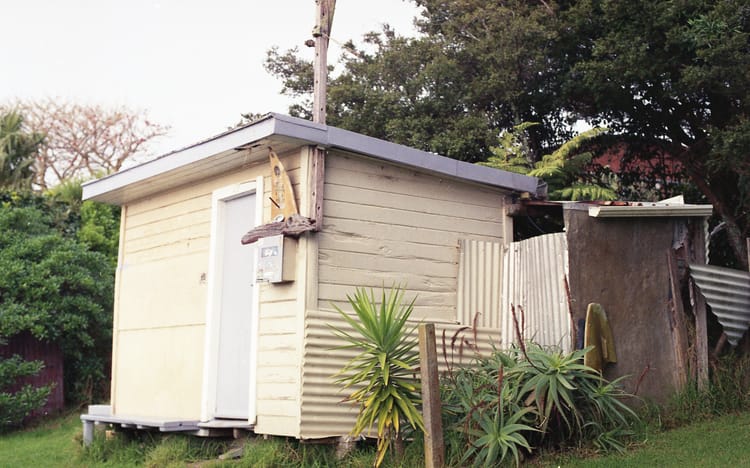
[80,113,542,440]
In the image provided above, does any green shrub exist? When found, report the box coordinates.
[441,335,639,466]
[0,354,51,431]
[330,286,424,468]
[0,194,114,405]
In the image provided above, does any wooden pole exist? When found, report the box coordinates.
[313,0,335,124]
[419,323,444,468]
[667,250,689,389]
[689,221,709,389]
[309,1,334,228]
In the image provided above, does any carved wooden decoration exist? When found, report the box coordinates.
[269,149,299,221]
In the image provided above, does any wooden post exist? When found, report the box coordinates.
[689,221,709,389]
[313,0,335,124]
[667,250,689,388]
[419,323,444,468]
[309,1,334,228]
[309,147,325,230]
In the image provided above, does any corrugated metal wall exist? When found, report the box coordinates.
[457,234,572,350]
[500,233,572,351]
[690,263,750,346]
[299,308,501,439]
[457,239,503,328]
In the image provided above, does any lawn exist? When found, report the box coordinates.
[0,411,82,466]
[546,412,750,467]
[2,411,750,467]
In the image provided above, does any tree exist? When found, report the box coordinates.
[264,0,750,267]
[557,0,750,268]
[0,192,114,404]
[4,100,168,190]
[482,123,616,200]
[0,111,43,190]
[265,5,564,163]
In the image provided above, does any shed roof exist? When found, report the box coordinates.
[82,113,544,205]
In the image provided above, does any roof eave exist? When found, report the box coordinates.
[83,113,542,204]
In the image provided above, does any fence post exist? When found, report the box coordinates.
[419,323,444,468]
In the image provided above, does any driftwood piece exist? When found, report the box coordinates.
[241,214,316,245]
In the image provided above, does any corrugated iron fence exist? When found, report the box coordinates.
[458,233,572,351]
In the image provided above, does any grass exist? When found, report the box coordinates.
[541,411,750,467]
[0,410,81,466]
[3,410,750,467]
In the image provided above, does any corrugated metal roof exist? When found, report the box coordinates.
[690,264,750,346]
[83,113,543,205]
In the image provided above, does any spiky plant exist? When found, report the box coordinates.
[330,286,424,467]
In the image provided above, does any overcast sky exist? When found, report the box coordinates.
[2,0,420,155]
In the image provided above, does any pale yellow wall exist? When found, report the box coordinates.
[299,151,512,438]
[112,149,305,424]
[316,151,509,322]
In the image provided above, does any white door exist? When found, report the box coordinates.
[214,192,256,419]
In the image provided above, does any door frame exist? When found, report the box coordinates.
[200,177,263,423]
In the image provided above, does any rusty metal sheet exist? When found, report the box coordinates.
[690,263,750,346]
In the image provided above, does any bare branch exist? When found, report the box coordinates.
[7,99,169,189]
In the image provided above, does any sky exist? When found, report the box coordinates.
[2,0,421,155]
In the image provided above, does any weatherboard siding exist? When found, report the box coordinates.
[317,152,508,320]
[299,151,511,438]
[112,149,305,425]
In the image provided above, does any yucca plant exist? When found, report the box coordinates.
[330,286,425,468]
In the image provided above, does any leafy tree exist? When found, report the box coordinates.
[558,0,750,267]
[47,178,121,261]
[482,123,616,200]
[0,111,43,190]
[265,1,570,162]
[0,192,114,405]
[264,0,750,267]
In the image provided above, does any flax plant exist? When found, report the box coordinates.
[330,286,425,467]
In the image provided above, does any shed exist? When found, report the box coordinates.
[501,199,714,402]
[80,113,542,439]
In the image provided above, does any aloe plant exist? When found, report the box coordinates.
[330,286,424,467]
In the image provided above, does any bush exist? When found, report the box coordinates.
[0,354,51,431]
[0,194,114,406]
[330,286,424,468]
[663,351,750,428]
[441,338,639,466]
